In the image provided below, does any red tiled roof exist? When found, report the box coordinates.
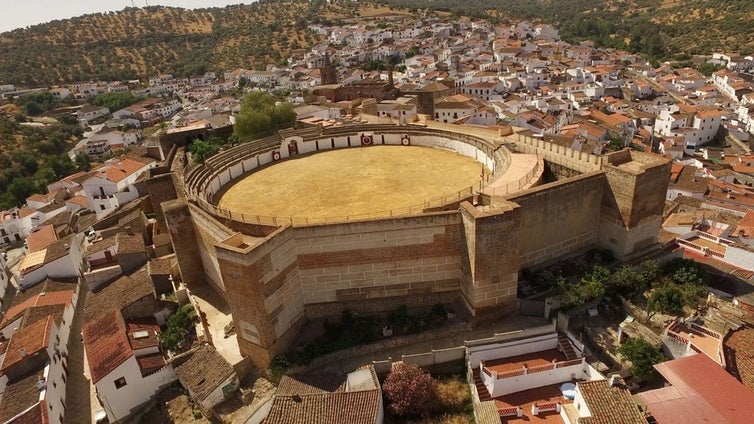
[25,225,58,253]
[136,352,166,376]
[83,309,132,383]
[723,328,754,392]
[1,290,74,329]
[125,318,160,351]
[577,379,645,424]
[640,354,754,424]
[0,316,53,373]
[262,390,381,424]
[6,400,50,424]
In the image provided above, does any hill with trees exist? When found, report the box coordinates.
[0,0,364,85]
[376,0,754,60]
[2,0,752,86]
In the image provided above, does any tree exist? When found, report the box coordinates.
[233,91,295,141]
[160,304,198,352]
[189,139,220,164]
[618,337,665,378]
[383,362,437,417]
[75,152,92,171]
[92,91,141,113]
[646,283,684,319]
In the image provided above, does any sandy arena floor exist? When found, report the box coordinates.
[217,145,483,220]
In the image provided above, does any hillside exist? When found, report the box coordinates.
[0,1,373,85]
[377,0,754,59]
[1,0,753,86]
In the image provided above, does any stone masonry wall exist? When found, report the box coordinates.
[508,172,605,268]
[294,213,464,311]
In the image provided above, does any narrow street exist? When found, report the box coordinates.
[63,280,94,424]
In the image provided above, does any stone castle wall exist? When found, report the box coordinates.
[167,125,671,368]
[508,172,605,268]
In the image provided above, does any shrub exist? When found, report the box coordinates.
[434,377,469,411]
[618,337,665,378]
[268,355,290,382]
[160,304,197,352]
[383,362,437,417]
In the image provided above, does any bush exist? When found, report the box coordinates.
[160,304,198,352]
[384,363,437,417]
[267,355,290,382]
[434,377,469,411]
[618,337,665,378]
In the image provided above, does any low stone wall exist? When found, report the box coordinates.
[301,321,473,371]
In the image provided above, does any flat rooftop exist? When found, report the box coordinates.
[484,349,567,377]
[495,381,577,424]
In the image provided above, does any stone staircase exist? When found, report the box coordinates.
[558,333,578,361]
[472,367,492,401]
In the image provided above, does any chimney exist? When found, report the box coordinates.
[20,348,27,357]
[608,374,624,387]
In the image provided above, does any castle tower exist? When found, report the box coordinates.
[320,52,337,85]
[459,201,521,317]
[598,150,671,260]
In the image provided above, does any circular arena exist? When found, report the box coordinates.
[217,145,483,220]
[184,125,522,225]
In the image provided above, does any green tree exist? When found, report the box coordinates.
[160,304,198,352]
[618,337,664,378]
[189,139,220,164]
[233,91,295,141]
[75,152,92,171]
[92,91,141,113]
[646,283,684,319]
[6,177,38,207]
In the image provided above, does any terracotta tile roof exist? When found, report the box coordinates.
[85,234,118,256]
[1,290,74,329]
[66,195,89,207]
[10,278,77,306]
[576,379,645,424]
[25,225,58,253]
[83,309,131,383]
[92,158,148,183]
[125,317,160,351]
[116,232,145,254]
[148,256,172,276]
[175,345,236,402]
[84,266,154,322]
[17,208,36,219]
[136,352,166,376]
[641,354,754,424]
[0,316,53,373]
[26,193,50,203]
[42,234,75,264]
[277,373,346,395]
[732,210,754,239]
[6,400,50,424]
[0,372,48,423]
[262,390,381,424]
[723,327,754,391]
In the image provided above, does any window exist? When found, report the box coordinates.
[100,205,106,211]
[114,377,127,389]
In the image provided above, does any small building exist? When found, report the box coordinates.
[261,365,383,424]
[640,354,754,423]
[175,345,238,414]
[84,309,175,423]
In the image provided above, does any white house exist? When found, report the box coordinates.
[84,309,176,423]
[0,310,73,424]
[82,158,155,217]
[15,234,83,289]
[77,105,110,123]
